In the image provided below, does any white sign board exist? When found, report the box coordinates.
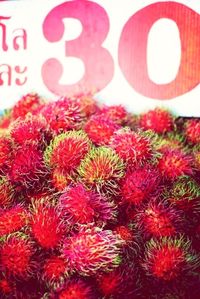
[0,0,200,116]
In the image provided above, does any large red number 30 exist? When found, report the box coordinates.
[42,0,114,96]
[119,2,200,99]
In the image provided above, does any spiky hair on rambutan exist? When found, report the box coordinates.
[40,97,84,134]
[51,167,72,192]
[0,136,13,174]
[42,255,68,288]
[142,236,199,281]
[99,105,128,125]
[184,119,200,145]
[84,115,120,146]
[10,114,52,147]
[9,143,48,192]
[0,205,29,237]
[165,175,200,213]
[54,278,98,299]
[120,166,161,206]
[139,107,174,134]
[0,275,14,298]
[62,226,123,276]
[78,146,125,196]
[44,130,91,177]
[0,176,14,207]
[58,183,117,227]
[135,199,182,238]
[76,93,99,117]
[0,234,36,279]
[110,128,157,166]
[12,92,45,120]
[0,110,12,130]
[157,148,193,181]
[30,200,66,250]
[154,132,185,152]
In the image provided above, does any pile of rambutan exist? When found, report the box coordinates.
[0,93,200,299]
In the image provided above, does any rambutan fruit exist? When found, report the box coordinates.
[62,227,122,275]
[42,255,68,288]
[51,168,71,191]
[136,200,182,238]
[0,235,35,279]
[40,97,83,134]
[78,147,125,196]
[110,128,156,166]
[184,119,200,145]
[0,136,13,174]
[84,115,120,146]
[55,279,98,299]
[0,110,12,130]
[143,236,199,281]
[154,133,185,152]
[12,92,44,120]
[9,143,48,192]
[0,176,14,207]
[0,276,13,297]
[166,176,200,213]
[44,130,91,176]
[59,183,116,227]
[0,205,29,237]
[157,148,193,181]
[10,114,52,147]
[120,166,161,206]
[139,108,174,134]
[31,201,65,249]
[99,105,128,125]
[76,94,99,117]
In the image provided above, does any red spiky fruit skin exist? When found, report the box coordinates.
[12,93,44,120]
[9,143,47,192]
[0,278,13,297]
[45,131,91,175]
[31,202,65,249]
[76,94,99,117]
[10,115,52,147]
[139,108,174,134]
[99,105,128,125]
[84,115,120,146]
[157,148,193,180]
[136,201,181,238]
[63,227,122,275]
[59,183,116,226]
[51,168,71,191]
[185,119,200,144]
[40,97,83,134]
[55,279,97,299]
[0,236,35,279]
[0,136,13,174]
[0,176,14,207]
[143,237,198,281]
[0,112,12,129]
[42,255,67,287]
[0,205,29,237]
[120,166,160,206]
[110,128,155,166]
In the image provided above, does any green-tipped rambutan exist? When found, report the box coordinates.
[62,227,122,275]
[0,176,14,207]
[143,236,199,281]
[78,147,125,196]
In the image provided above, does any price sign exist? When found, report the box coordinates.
[0,0,200,116]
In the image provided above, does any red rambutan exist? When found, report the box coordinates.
[40,97,83,134]
[0,111,12,130]
[51,168,71,191]
[44,130,91,175]
[157,148,193,180]
[120,166,161,206]
[59,183,116,226]
[0,205,29,237]
[76,94,99,117]
[139,108,174,134]
[84,115,120,146]
[31,201,65,249]
[62,227,122,275]
[136,200,181,238]
[55,279,98,299]
[184,119,200,144]
[143,236,198,281]
[9,143,48,191]
[0,136,13,174]
[0,176,14,207]
[78,147,125,196]
[110,128,156,166]
[99,105,128,125]
[12,93,44,120]
[0,235,35,278]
